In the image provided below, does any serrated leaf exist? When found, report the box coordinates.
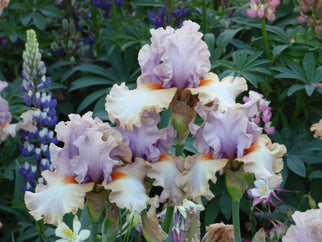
[287,156,306,177]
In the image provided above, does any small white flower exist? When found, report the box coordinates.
[55,216,90,242]
[175,198,205,218]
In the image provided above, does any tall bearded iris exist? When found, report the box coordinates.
[176,91,286,203]
[24,112,150,225]
[105,21,247,131]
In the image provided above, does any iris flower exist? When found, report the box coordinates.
[105,21,247,131]
[24,112,150,225]
[176,91,286,203]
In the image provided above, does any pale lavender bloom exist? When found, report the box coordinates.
[138,20,210,91]
[0,81,11,127]
[116,110,176,163]
[283,203,322,242]
[190,92,262,159]
[50,112,131,184]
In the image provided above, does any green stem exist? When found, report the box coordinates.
[290,93,304,126]
[36,220,45,242]
[89,222,99,242]
[261,17,272,64]
[175,142,185,156]
[111,1,119,33]
[202,1,207,33]
[161,206,175,234]
[232,201,241,242]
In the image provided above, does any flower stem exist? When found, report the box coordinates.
[232,200,241,242]
[161,206,175,234]
[89,222,99,242]
[36,220,45,242]
[175,142,185,156]
[261,17,272,64]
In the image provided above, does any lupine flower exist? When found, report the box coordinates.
[296,0,322,33]
[24,112,150,225]
[147,1,190,28]
[310,118,322,139]
[282,203,322,242]
[18,29,58,192]
[246,0,280,21]
[243,93,275,134]
[92,0,123,18]
[55,216,90,242]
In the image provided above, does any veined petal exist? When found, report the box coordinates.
[184,73,247,110]
[176,154,228,203]
[117,110,176,163]
[138,20,210,91]
[105,82,177,130]
[24,170,93,225]
[238,135,286,179]
[104,158,151,211]
[148,154,185,205]
[71,129,126,185]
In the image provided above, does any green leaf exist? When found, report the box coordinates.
[219,194,232,220]
[69,77,114,91]
[273,45,289,56]
[287,84,304,96]
[303,53,316,82]
[304,85,315,96]
[77,89,109,113]
[61,64,113,82]
[309,170,322,179]
[287,156,306,177]
[241,72,258,87]
[204,33,215,50]
[32,12,46,30]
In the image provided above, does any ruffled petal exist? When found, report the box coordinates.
[138,20,210,91]
[24,170,93,225]
[51,112,111,177]
[238,135,286,179]
[176,154,228,203]
[117,110,176,162]
[105,82,177,130]
[148,154,185,205]
[70,129,128,185]
[191,102,262,160]
[185,73,247,110]
[104,158,151,211]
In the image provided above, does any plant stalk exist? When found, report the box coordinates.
[161,206,175,234]
[261,17,272,64]
[89,222,99,242]
[232,200,242,242]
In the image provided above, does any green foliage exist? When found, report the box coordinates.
[0,0,321,241]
